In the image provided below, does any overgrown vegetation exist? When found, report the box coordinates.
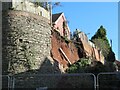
[66,58,91,73]
[66,59,117,74]
[66,25,117,74]
[91,25,115,62]
[66,58,107,74]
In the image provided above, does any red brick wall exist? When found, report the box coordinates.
[51,30,79,71]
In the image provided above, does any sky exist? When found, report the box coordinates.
[52,2,118,60]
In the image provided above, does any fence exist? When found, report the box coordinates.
[97,72,120,90]
[1,72,120,90]
[13,73,96,89]
[0,75,14,90]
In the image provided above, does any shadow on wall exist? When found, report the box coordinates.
[12,58,95,89]
[2,56,62,89]
[10,56,62,89]
[13,56,61,75]
[2,11,11,75]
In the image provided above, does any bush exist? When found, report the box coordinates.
[66,58,91,73]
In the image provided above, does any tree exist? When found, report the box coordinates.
[91,38,110,60]
[91,25,107,40]
[91,25,115,62]
[106,47,116,62]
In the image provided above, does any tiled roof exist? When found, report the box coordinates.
[52,12,63,23]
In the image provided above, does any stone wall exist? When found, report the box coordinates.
[2,10,52,74]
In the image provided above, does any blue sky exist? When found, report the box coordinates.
[52,2,118,60]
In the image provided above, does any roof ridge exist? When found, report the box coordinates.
[52,12,63,23]
[52,12,63,15]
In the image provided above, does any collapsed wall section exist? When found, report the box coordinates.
[51,30,80,72]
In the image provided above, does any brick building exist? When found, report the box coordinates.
[52,12,70,39]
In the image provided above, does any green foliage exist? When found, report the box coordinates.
[106,47,116,62]
[91,39,110,59]
[66,58,91,73]
[79,58,91,67]
[66,64,78,73]
[91,25,106,40]
[91,25,115,62]
[91,25,110,48]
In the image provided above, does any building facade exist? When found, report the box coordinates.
[52,12,70,39]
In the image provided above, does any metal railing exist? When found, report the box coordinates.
[1,72,120,90]
[97,72,120,90]
[13,73,96,89]
[0,75,13,90]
